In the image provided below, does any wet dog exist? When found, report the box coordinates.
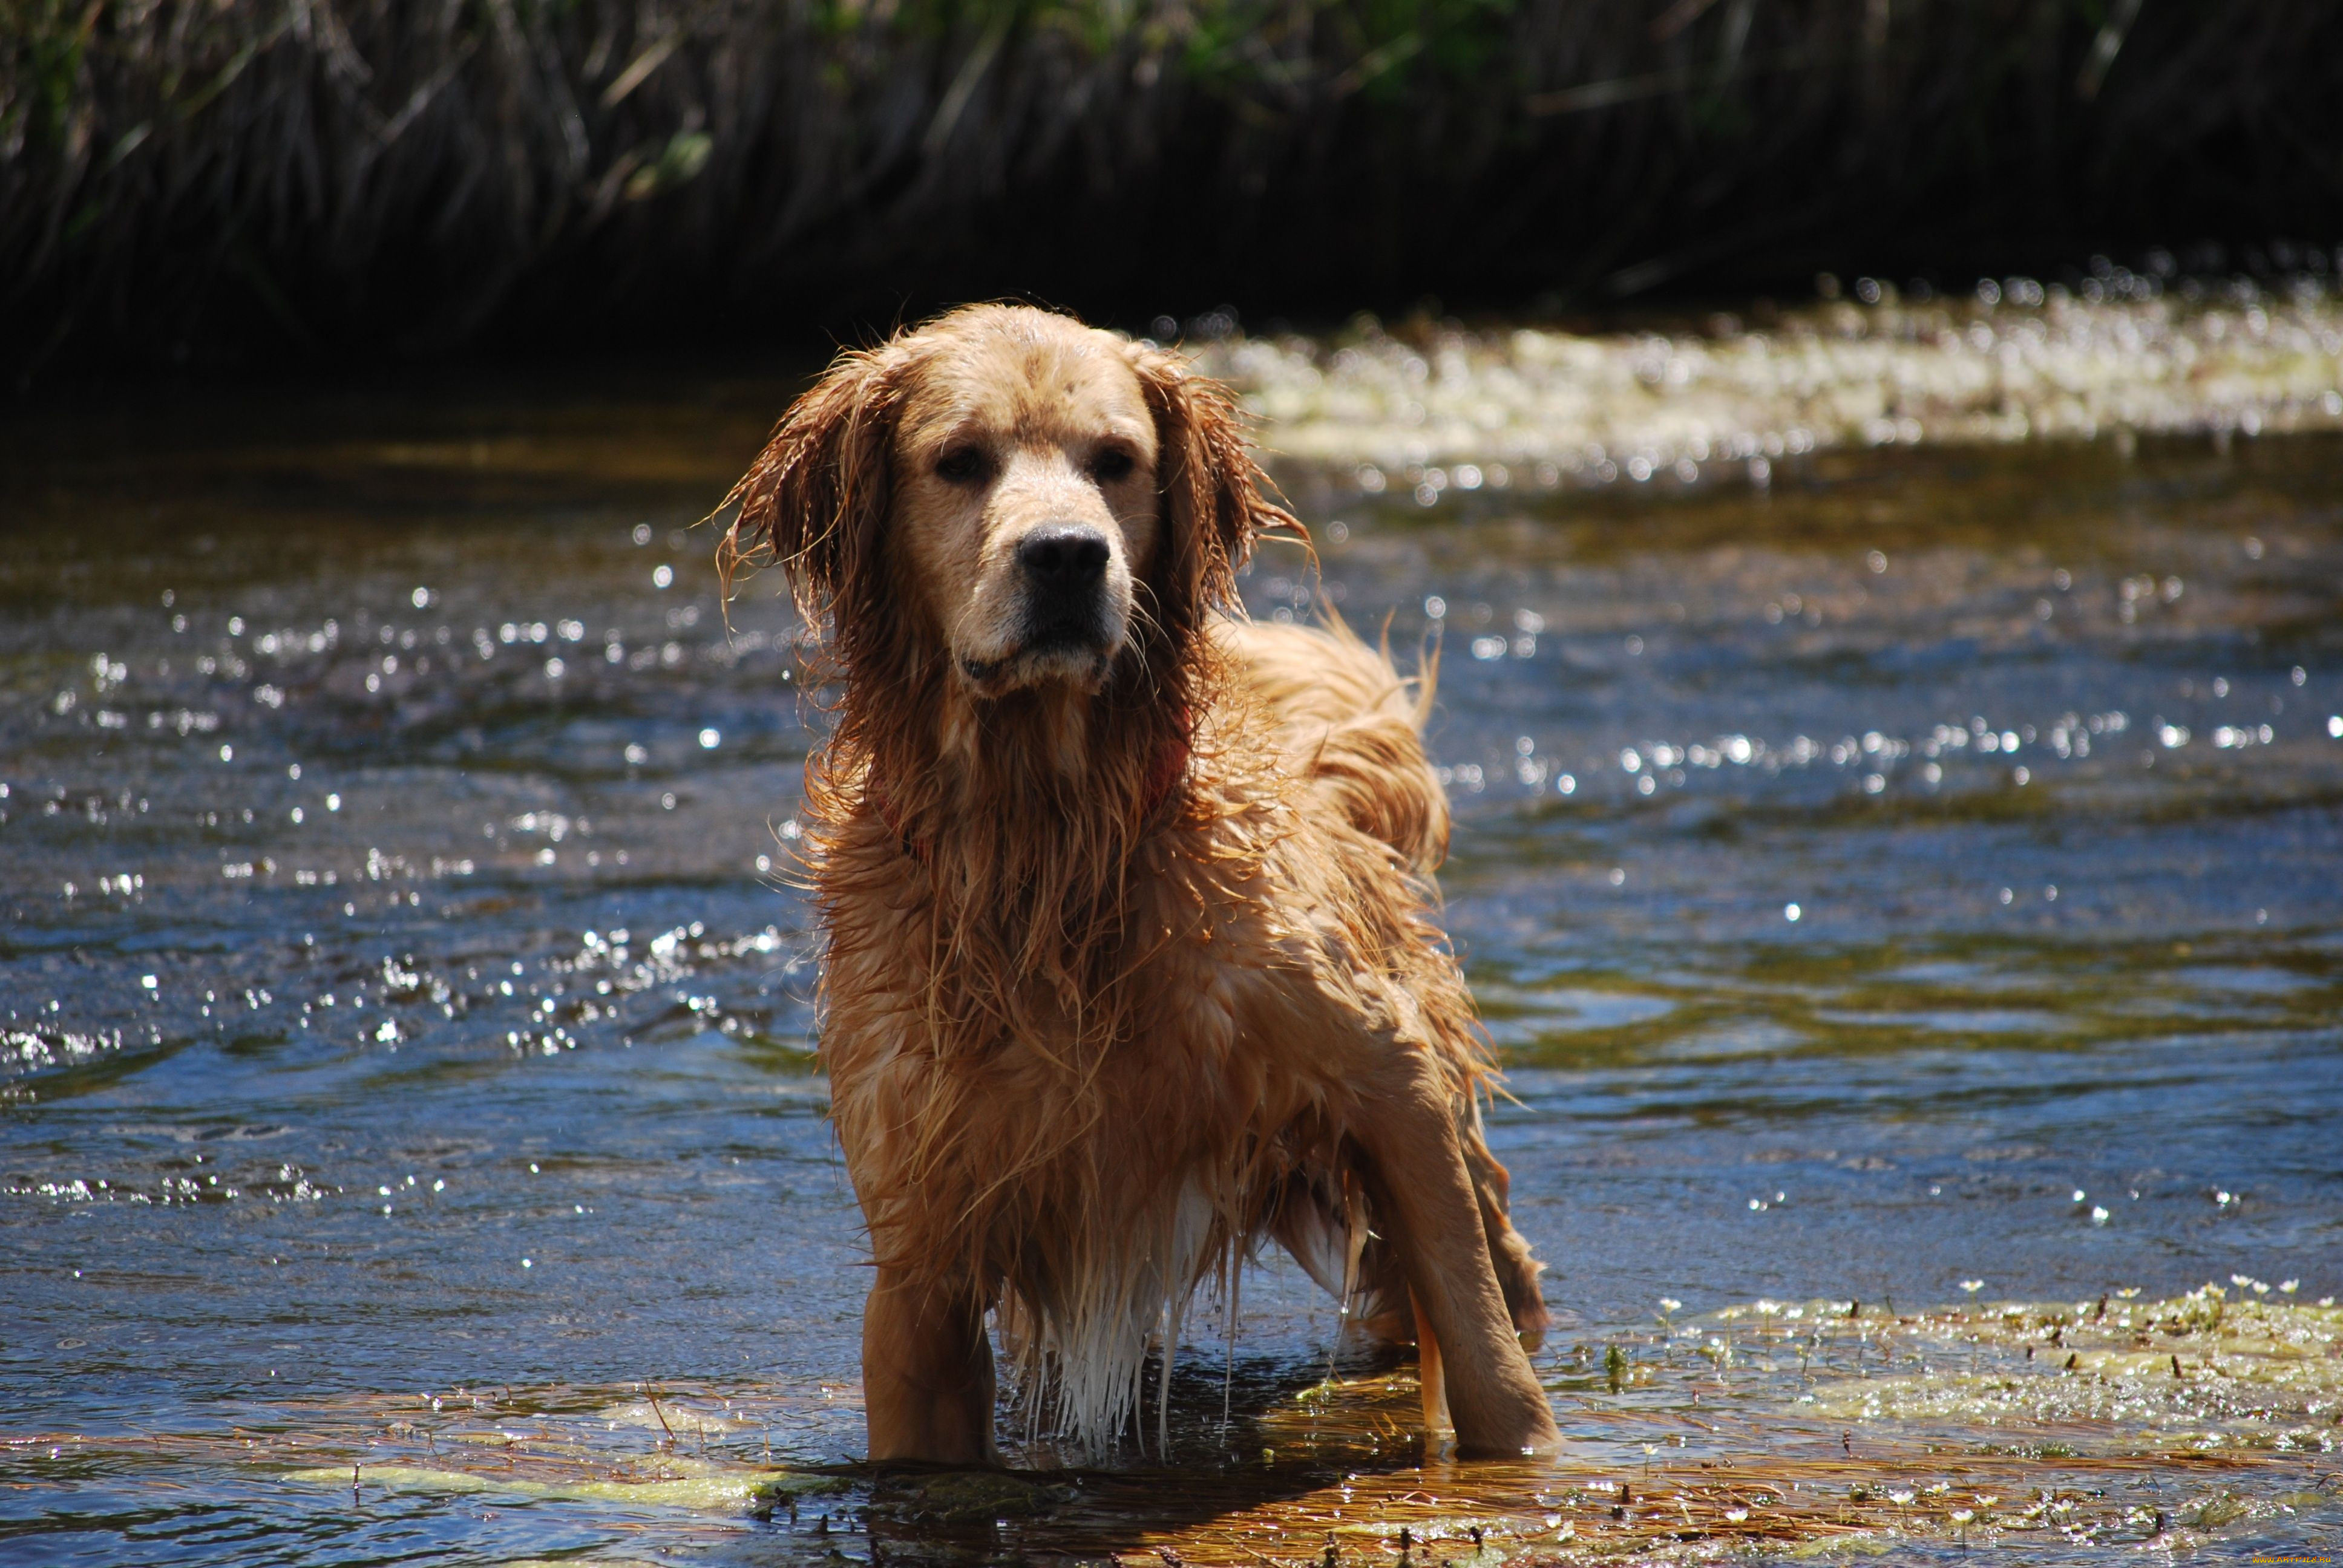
[721,305,1558,1463]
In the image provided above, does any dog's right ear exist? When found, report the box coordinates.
[719,343,906,629]
[1122,342,1294,642]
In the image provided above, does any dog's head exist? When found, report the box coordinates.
[725,305,1282,699]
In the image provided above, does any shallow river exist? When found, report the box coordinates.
[3,365,2340,1566]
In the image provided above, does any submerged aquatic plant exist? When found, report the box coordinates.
[27,1284,2277,1566]
[214,1287,2342,1564]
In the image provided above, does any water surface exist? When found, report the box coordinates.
[3,376,2340,1565]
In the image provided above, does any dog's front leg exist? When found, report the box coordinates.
[1351,1054,1561,1459]
[862,1269,1000,1466]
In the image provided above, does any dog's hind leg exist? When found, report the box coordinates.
[1460,1125,1550,1349]
[1409,1285,1451,1440]
[1349,1053,1561,1459]
[862,1269,1000,1466]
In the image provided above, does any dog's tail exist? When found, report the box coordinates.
[1217,612,1449,874]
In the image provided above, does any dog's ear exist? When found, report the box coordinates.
[720,343,906,630]
[1125,343,1294,633]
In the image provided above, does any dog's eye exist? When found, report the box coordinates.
[1090,448,1136,483]
[934,446,989,483]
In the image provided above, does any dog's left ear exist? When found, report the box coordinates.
[1124,342,1294,632]
[719,342,907,636]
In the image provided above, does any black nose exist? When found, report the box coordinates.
[1016,526,1110,590]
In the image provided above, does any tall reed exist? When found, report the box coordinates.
[3,0,2338,372]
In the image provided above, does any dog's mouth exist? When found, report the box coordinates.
[959,599,1126,690]
[957,525,1133,695]
[959,631,1117,693]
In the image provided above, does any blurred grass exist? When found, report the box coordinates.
[2,0,2341,374]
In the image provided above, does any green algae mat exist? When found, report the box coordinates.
[192,1288,2328,1563]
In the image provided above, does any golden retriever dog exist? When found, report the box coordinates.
[721,305,1559,1465]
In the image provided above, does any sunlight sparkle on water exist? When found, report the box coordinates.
[2,349,2339,1568]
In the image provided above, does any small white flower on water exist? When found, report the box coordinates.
[2072,1189,2087,1203]
[1784,902,1801,922]
[698,727,721,749]
[1659,1298,1682,1312]
[2090,1206,2109,1225]
[2280,1279,2299,1293]
[1959,1279,1984,1293]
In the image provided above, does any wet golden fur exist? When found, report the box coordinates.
[721,305,1559,1465]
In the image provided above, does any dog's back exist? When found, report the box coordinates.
[1217,618,1449,875]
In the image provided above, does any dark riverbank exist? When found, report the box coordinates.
[6,0,2342,377]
